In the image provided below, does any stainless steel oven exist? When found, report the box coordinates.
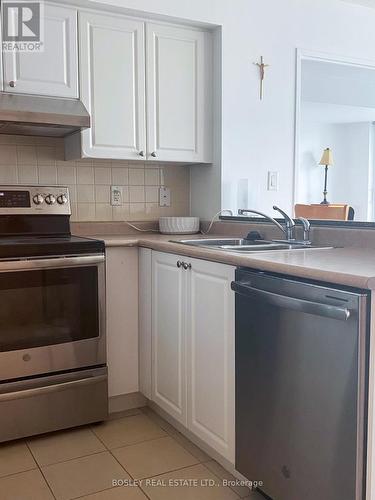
[0,186,108,442]
[0,254,106,381]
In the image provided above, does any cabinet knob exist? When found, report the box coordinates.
[9,80,16,88]
[182,262,192,270]
[151,151,157,158]
[177,261,182,268]
[138,150,145,157]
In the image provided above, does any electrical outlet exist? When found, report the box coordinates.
[267,171,279,191]
[111,185,123,206]
[159,187,171,207]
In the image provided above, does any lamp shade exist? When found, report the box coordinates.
[319,148,334,166]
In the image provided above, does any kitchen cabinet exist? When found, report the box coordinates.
[1,3,78,98]
[146,23,212,163]
[150,251,235,461]
[152,251,187,424]
[66,14,212,162]
[106,247,139,398]
[186,256,235,462]
[75,11,146,160]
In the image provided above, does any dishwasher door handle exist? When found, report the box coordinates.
[231,281,351,321]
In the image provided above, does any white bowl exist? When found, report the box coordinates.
[159,217,200,234]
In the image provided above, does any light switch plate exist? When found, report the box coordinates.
[267,171,279,191]
[111,185,123,206]
[159,187,171,207]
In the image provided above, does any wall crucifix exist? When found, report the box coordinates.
[254,56,269,100]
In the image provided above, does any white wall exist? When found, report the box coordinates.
[297,120,336,205]
[298,119,373,220]
[72,0,375,217]
[331,123,372,220]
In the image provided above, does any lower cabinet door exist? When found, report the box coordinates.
[152,251,187,424]
[186,257,235,462]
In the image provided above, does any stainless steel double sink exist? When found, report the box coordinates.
[170,238,330,253]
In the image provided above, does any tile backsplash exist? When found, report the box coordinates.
[0,135,190,221]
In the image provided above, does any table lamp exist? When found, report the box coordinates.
[319,148,334,205]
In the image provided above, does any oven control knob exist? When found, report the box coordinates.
[57,194,68,205]
[33,194,44,205]
[45,194,56,205]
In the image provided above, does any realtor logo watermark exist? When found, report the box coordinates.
[2,0,44,52]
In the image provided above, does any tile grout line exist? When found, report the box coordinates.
[108,452,153,500]
[31,448,109,469]
[89,429,170,452]
[72,483,152,500]
[87,422,154,500]
[93,412,211,486]
[140,408,212,463]
[25,439,58,500]
[138,461,220,482]
[87,410,207,500]
[0,464,37,481]
[136,461,244,500]
[0,409,235,500]
[200,461,247,499]
[90,410,170,451]
[141,407,245,497]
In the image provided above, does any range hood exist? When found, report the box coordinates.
[0,93,90,137]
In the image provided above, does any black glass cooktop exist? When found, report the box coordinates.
[0,235,104,259]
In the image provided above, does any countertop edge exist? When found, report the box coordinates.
[90,234,375,290]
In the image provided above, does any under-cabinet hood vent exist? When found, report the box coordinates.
[0,93,90,137]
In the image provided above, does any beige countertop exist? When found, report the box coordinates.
[87,233,375,289]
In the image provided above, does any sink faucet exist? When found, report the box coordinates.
[297,217,311,244]
[237,206,297,242]
[237,208,287,238]
[272,206,295,241]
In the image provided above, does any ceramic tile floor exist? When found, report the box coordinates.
[0,407,264,500]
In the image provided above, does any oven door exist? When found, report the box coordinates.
[0,254,105,381]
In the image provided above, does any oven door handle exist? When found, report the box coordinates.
[0,254,105,272]
[0,374,107,402]
[231,281,351,321]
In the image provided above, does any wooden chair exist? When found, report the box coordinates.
[295,204,354,221]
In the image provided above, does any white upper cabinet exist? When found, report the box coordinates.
[78,12,146,159]
[2,3,78,98]
[66,13,212,162]
[146,23,212,163]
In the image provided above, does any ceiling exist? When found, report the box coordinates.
[301,59,375,109]
[302,101,375,124]
[341,0,375,7]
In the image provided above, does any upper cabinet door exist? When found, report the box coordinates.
[79,12,146,160]
[2,3,78,98]
[146,23,212,163]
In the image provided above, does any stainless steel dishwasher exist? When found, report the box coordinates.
[231,268,370,500]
